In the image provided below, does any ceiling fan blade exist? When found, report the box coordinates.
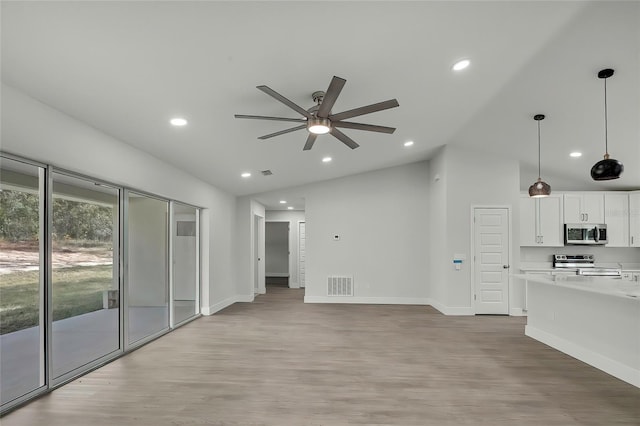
[257,85,313,119]
[303,134,317,151]
[329,99,399,122]
[235,114,307,123]
[330,128,360,149]
[332,121,396,134]
[258,124,307,140]
[317,76,346,119]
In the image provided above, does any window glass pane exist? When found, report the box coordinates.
[51,173,120,378]
[0,157,45,405]
[173,204,199,324]
[128,193,168,343]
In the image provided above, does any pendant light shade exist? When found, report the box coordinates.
[591,68,624,181]
[528,114,551,198]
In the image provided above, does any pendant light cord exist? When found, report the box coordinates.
[604,77,609,155]
[537,120,541,179]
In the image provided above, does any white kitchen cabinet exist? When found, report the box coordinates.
[604,192,629,247]
[630,192,640,247]
[564,192,605,224]
[520,194,563,246]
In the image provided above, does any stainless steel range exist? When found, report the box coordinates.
[552,254,622,277]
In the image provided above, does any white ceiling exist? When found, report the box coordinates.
[2,1,638,211]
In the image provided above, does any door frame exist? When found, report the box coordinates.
[253,214,265,294]
[298,220,306,288]
[470,205,512,315]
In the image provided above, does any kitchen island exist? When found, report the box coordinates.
[515,273,640,388]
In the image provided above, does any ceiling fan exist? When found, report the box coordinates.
[235,76,399,150]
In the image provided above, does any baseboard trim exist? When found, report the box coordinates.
[429,299,474,316]
[303,296,431,305]
[525,325,640,388]
[266,273,289,278]
[510,308,527,317]
[202,294,254,316]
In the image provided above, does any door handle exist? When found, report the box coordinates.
[503,265,510,269]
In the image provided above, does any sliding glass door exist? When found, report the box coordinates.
[172,203,200,325]
[1,153,202,413]
[51,172,120,379]
[0,157,46,405]
[127,192,169,344]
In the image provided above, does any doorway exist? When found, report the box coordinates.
[265,222,289,288]
[472,207,510,315]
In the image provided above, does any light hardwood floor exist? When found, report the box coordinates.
[3,286,639,425]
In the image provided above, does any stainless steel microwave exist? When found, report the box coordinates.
[564,223,608,245]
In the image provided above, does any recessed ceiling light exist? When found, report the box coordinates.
[570,152,582,158]
[170,118,188,126]
[452,59,470,71]
[241,172,251,178]
[322,157,332,163]
[404,141,414,147]
[287,206,294,210]
[279,200,287,204]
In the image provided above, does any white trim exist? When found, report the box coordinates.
[470,205,513,315]
[266,272,289,278]
[304,296,431,305]
[526,325,640,388]
[298,221,306,288]
[202,294,255,316]
[509,308,527,316]
[429,299,475,316]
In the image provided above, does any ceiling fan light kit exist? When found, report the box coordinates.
[591,68,624,181]
[235,76,399,151]
[307,118,331,135]
[529,114,551,198]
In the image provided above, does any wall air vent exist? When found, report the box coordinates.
[261,170,273,176]
[327,276,353,296]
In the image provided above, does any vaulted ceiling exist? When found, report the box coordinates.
[2,1,638,204]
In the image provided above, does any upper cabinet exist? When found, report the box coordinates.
[520,194,563,247]
[520,191,639,248]
[630,192,640,247]
[563,192,605,224]
[604,192,629,247]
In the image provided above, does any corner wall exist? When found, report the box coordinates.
[429,145,522,314]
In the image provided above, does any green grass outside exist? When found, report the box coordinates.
[0,265,113,335]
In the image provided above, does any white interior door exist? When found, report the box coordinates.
[298,222,306,288]
[474,208,510,314]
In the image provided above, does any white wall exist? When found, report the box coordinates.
[279,162,431,303]
[265,222,288,276]
[1,83,237,315]
[266,210,306,287]
[429,145,522,314]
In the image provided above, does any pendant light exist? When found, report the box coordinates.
[529,114,551,197]
[591,68,624,180]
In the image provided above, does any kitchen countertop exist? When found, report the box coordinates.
[519,262,640,273]
[513,273,640,300]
